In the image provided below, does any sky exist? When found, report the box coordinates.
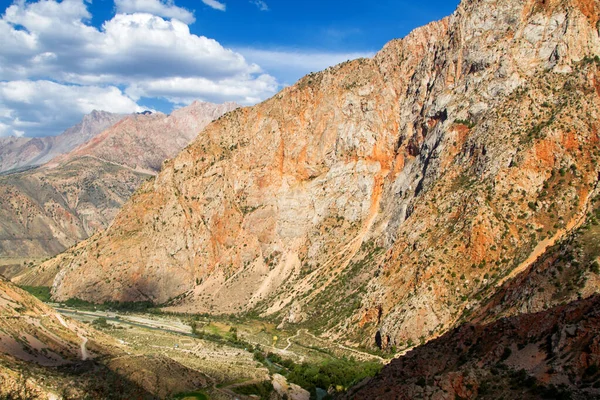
[0,0,460,137]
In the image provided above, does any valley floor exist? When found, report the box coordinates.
[55,304,387,399]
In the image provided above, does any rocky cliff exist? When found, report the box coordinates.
[1,101,238,273]
[34,0,600,349]
[0,110,124,173]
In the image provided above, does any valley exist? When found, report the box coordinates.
[18,292,388,399]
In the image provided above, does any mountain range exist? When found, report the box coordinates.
[0,101,238,278]
[5,0,600,398]
[0,111,124,174]
[28,0,600,347]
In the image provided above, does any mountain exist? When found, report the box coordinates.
[48,101,240,173]
[27,0,600,353]
[345,295,600,399]
[0,110,124,174]
[1,101,238,278]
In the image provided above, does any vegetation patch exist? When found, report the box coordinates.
[19,286,51,302]
[62,297,156,312]
[254,351,381,399]
[231,381,273,398]
[173,391,209,400]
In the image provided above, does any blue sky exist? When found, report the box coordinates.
[0,0,459,137]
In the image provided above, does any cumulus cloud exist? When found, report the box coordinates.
[0,2,258,83]
[126,74,278,105]
[201,0,226,11]
[0,0,277,136]
[115,0,196,24]
[250,0,269,11]
[0,80,144,137]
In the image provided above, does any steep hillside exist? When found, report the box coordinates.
[0,278,208,399]
[0,277,141,398]
[2,101,238,275]
[0,110,124,173]
[34,0,600,350]
[469,193,600,326]
[0,157,151,263]
[345,295,600,399]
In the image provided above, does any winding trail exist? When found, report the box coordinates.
[78,334,89,361]
[284,329,385,362]
[283,329,301,351]
[55,313,89,361]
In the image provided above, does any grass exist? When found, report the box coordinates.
[254,351,382,399]
[231,381,273,398]
[19,286,51,302]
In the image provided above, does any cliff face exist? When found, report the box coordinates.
[0,110,124,173]
[37,0,600,347]
[1,101,238,270]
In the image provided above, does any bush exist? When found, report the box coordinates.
[286,359,382,397]
[63,298,155,312]
[92,317,110,328]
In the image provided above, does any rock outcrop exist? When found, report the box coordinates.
[34,0,600,349]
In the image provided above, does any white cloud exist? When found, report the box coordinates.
[0,80,144,137]
[0,0,281,136]
[0,4,253,83]
[115,0,195,24]
[0,122,10,137]
[250,0,269,11]
[201,0,226,11]
[92,14,259,81]
[126,74,278,105]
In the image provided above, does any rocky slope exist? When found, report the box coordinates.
[0,110,124,173]
[345,295,600,399]
[0,278,208,399]
[1,101,238,275]
[468,192,600,326]
[33,0,600,350]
